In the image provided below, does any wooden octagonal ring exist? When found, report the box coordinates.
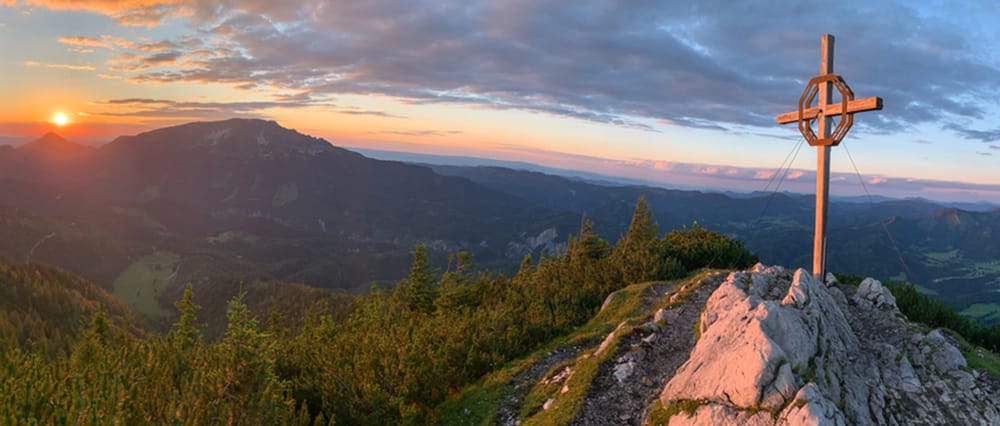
[797,74,856,146]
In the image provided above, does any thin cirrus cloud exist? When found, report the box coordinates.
[57,36,109,48]
[945,124,1000,143]
[88,97,322,120]
[373,129,463,137]
[338,110,406,119]
[109,51,184,72]
[56,34,141,50]
[22,60,95,71]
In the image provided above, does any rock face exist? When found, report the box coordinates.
[852,277,897,310]
[659,264,999,426]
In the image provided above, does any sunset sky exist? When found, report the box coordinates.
[1,1,999,202]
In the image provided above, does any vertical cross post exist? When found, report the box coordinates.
[814,34,834,280]
[776,34,883,282]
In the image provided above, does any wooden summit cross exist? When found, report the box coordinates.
[775,34,883,279]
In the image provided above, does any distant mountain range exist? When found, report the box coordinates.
[356,148,1000,212]
[0,118,997,325]
[349,148,668,188]
[0,119,579,321]
[426,164,1000,323]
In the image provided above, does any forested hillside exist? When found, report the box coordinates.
[0,262,144,357]
[2,197,998,424]
[0,198,758,424]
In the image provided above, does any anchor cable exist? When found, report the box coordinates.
[715,139,804,272]
[841,141,915,282]
[757,139,806,220]
[762,139,802,194]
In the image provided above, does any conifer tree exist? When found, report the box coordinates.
[575,218,610,260]
[615,195,661,283]
[71,310,110,369]
[453,251,474,274]
[169,283,201,352]
[625,195,658,244]
[402,244,438,313]
[438,251,478,311]
[518,253,533,274]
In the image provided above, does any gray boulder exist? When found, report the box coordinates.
[852,277,897,310]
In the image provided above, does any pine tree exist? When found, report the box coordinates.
[518,253,533,274]
[615,195,661,283]
[452,251,474,274]
[575,218,610,260]
[401,245,438,313]
[71,310,110,369]
[625,195,658,244]
[169,283,201,352]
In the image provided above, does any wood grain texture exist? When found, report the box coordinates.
[775,96,883,124]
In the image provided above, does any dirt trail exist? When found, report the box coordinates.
[574,273,723,425]
[496,346,583,425]
[493,273,724,426]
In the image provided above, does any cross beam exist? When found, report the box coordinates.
[775,34,883,280]
[775,96,882,125]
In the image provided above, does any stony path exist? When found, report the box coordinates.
[496,346,584,426]
[574,273,724,425]
[495,282,684,426]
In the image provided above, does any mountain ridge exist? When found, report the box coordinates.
[101,118,341,158]
[1,118,997,325]
[429,164,1000,320]
[0,119,583,317]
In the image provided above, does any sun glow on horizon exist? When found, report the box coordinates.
[52,112,69,127]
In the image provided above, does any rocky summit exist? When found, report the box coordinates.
[658,265,999,425]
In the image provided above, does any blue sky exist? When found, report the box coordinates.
[1,0,998,202]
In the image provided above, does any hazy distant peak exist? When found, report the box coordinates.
[30,132,69,145]
[108,117,340,158]
[38,131,65,140]
[21,132,90,153]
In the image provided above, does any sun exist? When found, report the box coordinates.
[52,112,69,127]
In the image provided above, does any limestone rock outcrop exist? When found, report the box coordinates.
[659,264,999,426]
[852,277,897,310]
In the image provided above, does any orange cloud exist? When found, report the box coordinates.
[57,36,108,48]
[869,177,889,185]
[135,40,178,52]
[652,161,672,171]
[60,35,143,50]
[15,0,188,26]
[23,60,95,71]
